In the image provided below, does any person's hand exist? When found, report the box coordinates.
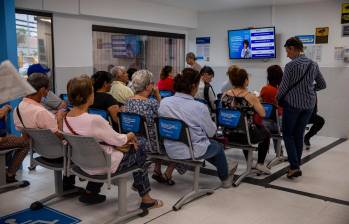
[57,101,68,110]
[126,132,139,150]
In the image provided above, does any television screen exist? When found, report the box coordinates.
[228,27,276,59]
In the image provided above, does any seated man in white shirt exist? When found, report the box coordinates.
[27,64,67,113]
[14,73,77,191]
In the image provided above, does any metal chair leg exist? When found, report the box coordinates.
[173,165,214,211]
[234,150,253,186]
[107,177,143,224]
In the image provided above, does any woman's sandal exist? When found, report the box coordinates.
[163,173,175,186]
[140,199,164,210]
[151,171,166,183]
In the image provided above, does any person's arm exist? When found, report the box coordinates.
[198,104,217,137]
[277,64,292,100]
[107,105,121,124]
[314,64,326,91]
[248,94,266,118]
[208,87,216,110]
[153,86,161,102]
[0,105,11,119]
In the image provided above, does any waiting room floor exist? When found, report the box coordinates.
[1,135,348,224]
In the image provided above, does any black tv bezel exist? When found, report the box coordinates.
[227,26,276,60]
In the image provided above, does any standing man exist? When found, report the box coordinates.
[109,66,134,105]
[186,52,202,72]
[277,37,326,179]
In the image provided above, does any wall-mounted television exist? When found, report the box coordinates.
[228,27,276,59]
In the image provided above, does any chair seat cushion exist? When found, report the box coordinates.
[71,165,139,181]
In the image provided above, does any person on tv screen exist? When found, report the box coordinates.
[240,40,252,59]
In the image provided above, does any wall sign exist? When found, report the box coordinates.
[315,27,329,44]
[295,35,315,44]
[196,37,210,62]
[342,3,349,24]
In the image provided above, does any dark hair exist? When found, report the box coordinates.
[174,68,201,94]
[284,37,303,51]
[27,73,49,91]
[91,71,113,91]
[67,76,93,107]
[267,65,283,87]
[127,68,137,81]
[200,66,214,77]
[160,65,173,80]
[228,67,249,87]
[243,40,249,46]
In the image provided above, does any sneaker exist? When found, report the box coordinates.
[256,163,271,175]
[228,160,238,176]
[304,138,311,150]
[221,176,233,188]
[79,192,106,205]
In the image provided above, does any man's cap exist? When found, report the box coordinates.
[27,64,50,76]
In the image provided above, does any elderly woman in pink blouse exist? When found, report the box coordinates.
[63,76,163,210]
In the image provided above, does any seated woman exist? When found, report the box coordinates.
[221,66,271,175]
[0,104,29,183]
[260,65,283,116]
[126,70,178,185]
[156,66,174,93]
[90,71,122,124]
[159,68,238,188]
[260,65,283,151]
[63,76,163,209]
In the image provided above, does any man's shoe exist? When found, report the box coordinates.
[304,138,311,150]
[79,192,106,205]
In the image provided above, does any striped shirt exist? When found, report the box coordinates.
[277,55,326,110]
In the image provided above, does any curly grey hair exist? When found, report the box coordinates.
[130,70,154,93]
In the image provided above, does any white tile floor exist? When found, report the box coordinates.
[1,136,348,224]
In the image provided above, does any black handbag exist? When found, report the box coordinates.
[278,63,312,107]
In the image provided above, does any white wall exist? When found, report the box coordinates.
[15,0,197,28]
[53,14,190,94]
[190,0,349,138]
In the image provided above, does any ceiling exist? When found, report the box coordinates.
[140,0,330,12]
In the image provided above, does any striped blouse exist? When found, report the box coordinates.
[277,55,326,110]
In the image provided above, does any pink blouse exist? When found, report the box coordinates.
[63,113,127,175]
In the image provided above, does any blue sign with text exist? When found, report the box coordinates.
[0,207,80,224]
[295,35,315,44]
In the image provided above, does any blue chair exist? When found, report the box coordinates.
[217,108,258,186]
[159,90,174,98]
[261,103,286,168]
[59,93,68,101]
[59,94,72,108]
[152,117,214,211]
[88,108,109,121]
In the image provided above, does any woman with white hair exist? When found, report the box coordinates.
[125,70,177,185]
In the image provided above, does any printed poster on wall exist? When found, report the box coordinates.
[196,37,210,62]
[315,27,329,44]
[295,35,315,45]
[342,3,349,24]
